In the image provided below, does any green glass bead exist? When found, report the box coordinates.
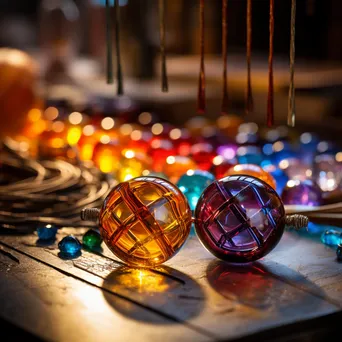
[82,229,102,249]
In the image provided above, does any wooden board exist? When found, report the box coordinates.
[1,225,342,341]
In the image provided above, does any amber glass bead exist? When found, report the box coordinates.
[92,139,121,174]
[162,156,197,183]
[116,150,152,182]
[224,164,277,190]
[99,176,192,267]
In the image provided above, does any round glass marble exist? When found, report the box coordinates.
[281,179,322,206]
[224,164,277,190]
[194,175,285,263]
[177,170,215,211]
[99,176,192,267]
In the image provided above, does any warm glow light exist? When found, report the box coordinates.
[166,156,176,164]
[28,108,42,122]
[44,107,59,121]
[287,179,299,188]
[120,124,133,135]
[100,135,111,144]
[142,169,150,176]
[69,112,83,125]
[50,137,65,148]
[273,141,284,152]
[305,169,312,177]
[239,122,258,134]
[233,165,243,172]
[101,117,115,130]
[279,159,290,169]
[52,121,65,133]
[131,130,142,141]
[169,128,181,140]
[151,123,163,135]
[67,126,82,145]
[138,112,152,125]
[336,152,342,162]
[83,125,95,136]
[124,150,135,159]
[186,169,195,176]
[81,144,94,161]
[213,155,224,166]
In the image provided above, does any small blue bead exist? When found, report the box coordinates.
[37,224,58,240]
[58,235,82,255]
[321,229,342,247]
[336,244,342,261]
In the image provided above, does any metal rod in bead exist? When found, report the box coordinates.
[81,208,100,222]
[285,214,309,230]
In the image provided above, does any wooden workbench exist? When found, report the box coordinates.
[0,225,342,342]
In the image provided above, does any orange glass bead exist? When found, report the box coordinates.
[224,164,277,190]
[99,176,192,267]
[92,137,121,173]
[162,156,197,183]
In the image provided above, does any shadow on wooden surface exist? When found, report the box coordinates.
[206,260,328,312]
[102,265,205,324]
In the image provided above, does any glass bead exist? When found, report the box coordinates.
[262,162,289,195]
[177,170,215,211]
[116,151,152,182]
[58,235,82,256]
[224,164,277,190]
[190,142,216,171]
[313,154,341,192]
[92,139,121,174]
[278,157,311,181]
[336,244,342,261]
[236,145,263,165]
[281,179,322,206]
[321,229,342,247]
[194,175,285,263]
[216,143,238,160]
[210,157,236,180]
[37,224,58,241]
[148,138,176,173]
[162,156,197,183]
[99,176,192,267]
[83,229,102,249]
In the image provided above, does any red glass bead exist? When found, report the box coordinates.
[190,142,216,171]
[194,175,285,263]
[148,138,176,173]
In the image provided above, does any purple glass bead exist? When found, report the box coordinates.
[194,175,285,263]
[281,179,323,206]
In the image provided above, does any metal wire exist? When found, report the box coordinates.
[0,142,114,233]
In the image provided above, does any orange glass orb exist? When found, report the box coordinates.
[38,129,68,159]
[224,164,277,190]
[92,138,121,173]
[99,176,192,267]
[162,156,197,183]
[117,150,152,182]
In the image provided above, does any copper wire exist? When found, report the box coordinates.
[221,0,229,115]
[288,0,296,127]
[267,0,274,127]
[159,0,168,92]
[197,0,206,114]
[246,0,253,115]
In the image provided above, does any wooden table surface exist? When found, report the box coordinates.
[1,225,342,342]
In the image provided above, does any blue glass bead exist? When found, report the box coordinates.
[321,229,342,247]
[177,170,215,211]
[237,146,263,165]
[58,235,82,256]
[37,224,58,241]
[336,244,342,261]
[261,162,289,195]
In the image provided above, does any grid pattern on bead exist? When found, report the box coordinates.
[100,177,191,264]
[198,175,283,252]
